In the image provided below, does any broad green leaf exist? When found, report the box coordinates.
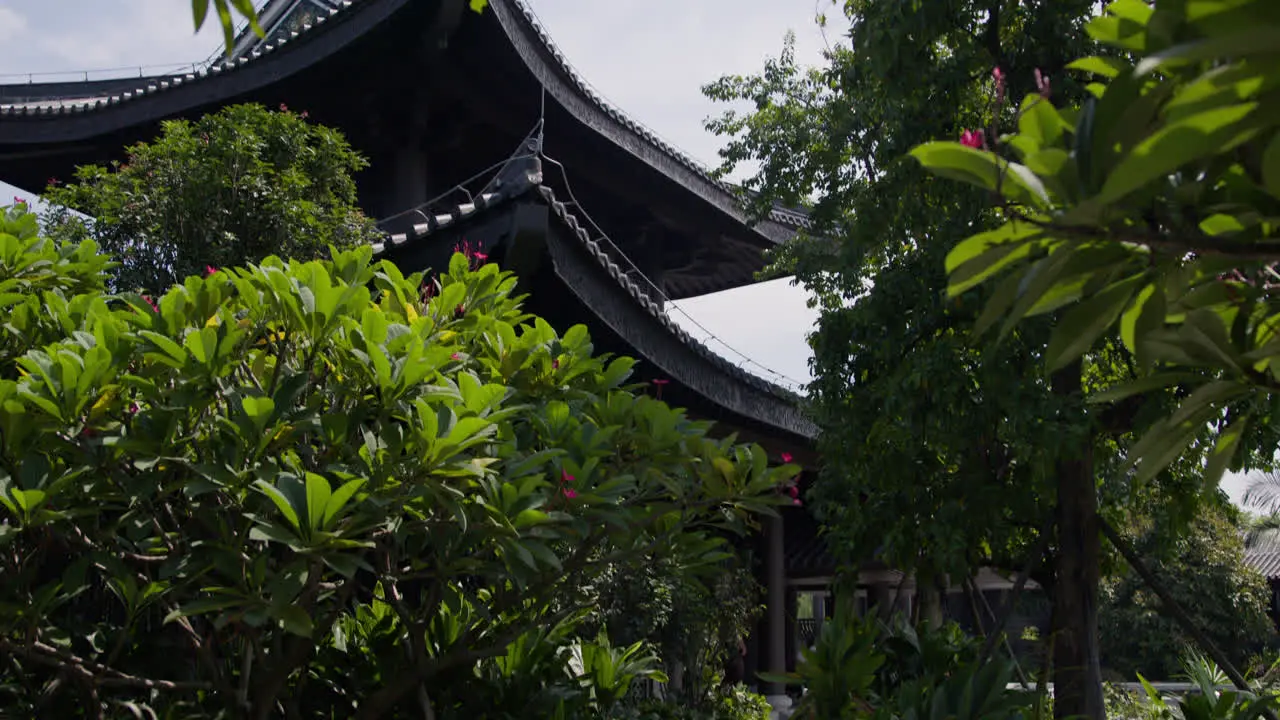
[1127,404,1218,484]
[322,478,366,529]
[1067,56,1128,79]
[910,143,1049,207]
[1018,96,1071,149]
[1205,414,1248,490]
[1097,102,1261,204]
[974,272,1025,336]
[1044,276,1145,371]
[241,396,275,421]
[1168,380,1250,427]
[910,142,1004,192]
[1135,28,1280,76]
[1089,372,1204,404]
[945,222,1044,296]
[1120,282,1155,353]
[191,0,210,30]
[1262,131,1280,199]
[277,605,313,638]
[254,480,301,531]
[164,595,244,624]
[304,473,331,533]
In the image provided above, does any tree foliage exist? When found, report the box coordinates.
[42,103,380,294]
[0,203,795,718]
[1100,504,1274,680]
[703,0,1102,584]
[910,0,1280,488]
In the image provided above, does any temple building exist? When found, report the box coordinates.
[0,1,1045,714]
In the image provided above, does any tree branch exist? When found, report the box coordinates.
[1099,516,1273,717]
[0,638,212,692]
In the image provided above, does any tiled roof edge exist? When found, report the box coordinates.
[497,0,811,232]
[532,184,808,407]
[0,1,357,117]
[367,172,811,414]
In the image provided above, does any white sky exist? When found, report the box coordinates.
[0,0,1259,505]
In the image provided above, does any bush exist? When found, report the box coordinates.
[1100,507,1274,679]
[41,103,380,293]
[0,203,795,718]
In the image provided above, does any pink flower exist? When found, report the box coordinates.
[279,103,288,112]
[128,402,140,415]
[561,470,574,484]
[793,498,803,506]
[562,488,578,500]
[11,196,24,206]
[205,265,218,277]
[552,358,560,370]
[960,130,983,149]
[992,66,1006,102]
[300,110,309,119]
[781,452,793,463]
[451,352,461,361]
[142,295,158,312]
[788,486,799,498]
[1034,68,1051,98]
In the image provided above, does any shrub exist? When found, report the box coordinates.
[41,103,380,293]
[0,203,794,718]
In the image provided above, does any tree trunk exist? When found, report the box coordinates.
[919,575,944,628]
[1051,364,1106,720]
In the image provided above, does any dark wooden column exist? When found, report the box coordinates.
[763,513,791,715]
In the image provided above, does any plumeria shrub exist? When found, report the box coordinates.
[0,203,795,718]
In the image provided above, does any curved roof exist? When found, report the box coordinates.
[0,0,809,239]
[373,154,816,444]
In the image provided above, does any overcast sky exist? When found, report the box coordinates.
[0,0,1258,505]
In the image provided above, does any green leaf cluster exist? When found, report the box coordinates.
[703,0,1101,585]
[912,0,1280,489]
[0,204,795,718]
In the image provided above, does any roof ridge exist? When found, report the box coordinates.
[500,0,811,232]
[0,0,357,116]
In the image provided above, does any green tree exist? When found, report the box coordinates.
[701,3,1146,716]
[0,202,795,718]
[909,0,1280,492]
[42,103,380,294]
[902,0,1280,705]
[1099,503,1275,680]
